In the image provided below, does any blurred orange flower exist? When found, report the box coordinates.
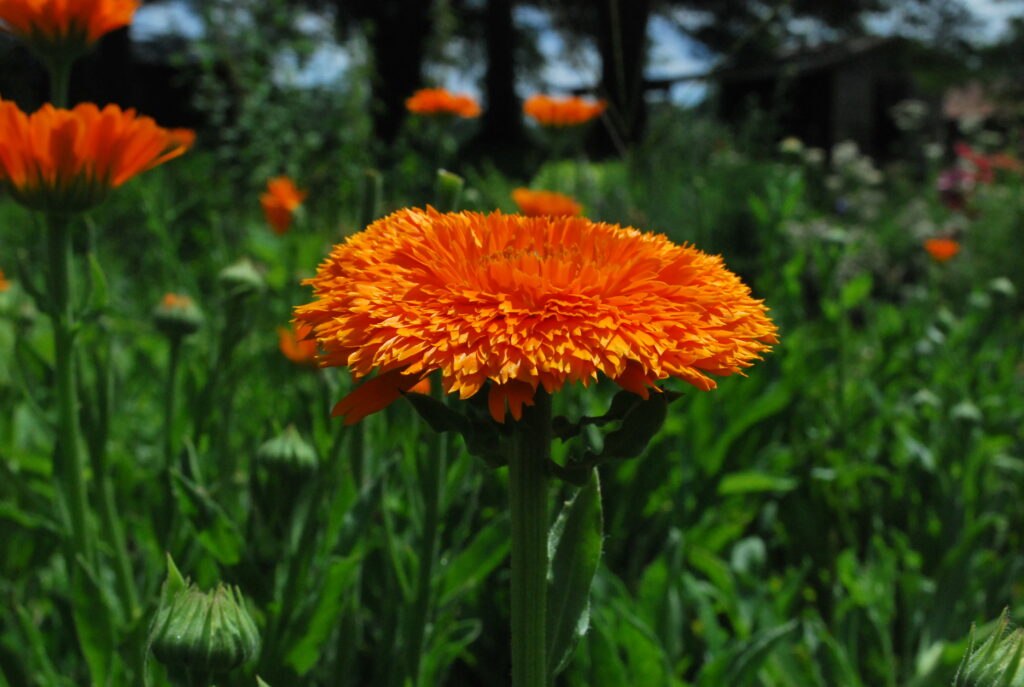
[0,98,193,212]
[924,238,960,262]
[279,322,318,366]
[511,188,581,217]
[523,95,606,127]
[0,268,9,292]
[0,0,140,58]
[296,208,777,424]
[260,177,306,235]
[405,88,481,118]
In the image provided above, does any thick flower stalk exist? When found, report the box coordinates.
[296,208,777,424]
[406,87,482,119]
[512,188,582,217]
[0,98,195,212]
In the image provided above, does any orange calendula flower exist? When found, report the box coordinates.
[260,177,306,235]
[0,98,194,212]
[523,94,607,127]
[0,0,140,60]
[0,268,10,292]
[405,88,481,118]
[512,188,582,217]
[296,208,777,424]
[279,322,318,366]
[924,238,960,262]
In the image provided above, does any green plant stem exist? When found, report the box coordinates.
[509,391,551,687]
[46,212,93,566]
[47,56,72,107]
[185,668,213,687]
[404,383,448,685]
[161,336,182,550]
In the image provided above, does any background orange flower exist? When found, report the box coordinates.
[0,267,9,292]
[405,88,481,118]
[512,188,582,217]
[523,94,606,127]
[296,208,777,424]
[924,238,960,262]
[0,0,140,56]
[0,98,193,211]
[260,176,307,234]
[279,322,318,366]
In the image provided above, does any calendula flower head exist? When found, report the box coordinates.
[0,98,193,213]
[260,176,306,234]
[0,268,10,292]
[296,208,777,424]
[523,94,607,127]
[512,188,582,217]
[405,87,481,118]
[925,237,960,263]
[0,0,139,63]
[278,321,318,366]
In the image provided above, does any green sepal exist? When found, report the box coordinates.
[404,391,470,434]
[405,387,508,468]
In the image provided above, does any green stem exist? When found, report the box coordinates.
[47,56,73,108]
[404,382,448,685]
[184,668,214,687]
[161,336,182,550]
[89,430,140,619]
[46,212,93,566]
[509,391,551,687]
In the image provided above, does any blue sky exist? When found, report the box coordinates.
[131,1,1018,105]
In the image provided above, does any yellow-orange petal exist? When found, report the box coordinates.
[0,0,140,57]
[405,88,481,118]
[296,208,777,424]
[260,176,306,234]
[512,188,582,217]
[0,98,193,212]
[523,94,606,127]
[924,238,960,262]
[278,322,318,366]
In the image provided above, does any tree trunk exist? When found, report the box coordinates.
[593,0,651,155]
[474,0,529,172]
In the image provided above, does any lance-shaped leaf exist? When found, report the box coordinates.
[547,469,603,678]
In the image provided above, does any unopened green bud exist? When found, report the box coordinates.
[256,425,318,476]
[218,258,265,299]
[149,555,260,676]
[954,610,1024,686]
[154,293,203,338]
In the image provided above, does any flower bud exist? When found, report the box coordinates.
[256,425,318,477]
[153,293,203,338]
[149,556,260,675]
[218,258,265,299]
[954,610,1024,687]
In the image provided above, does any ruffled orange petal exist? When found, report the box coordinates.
[331,369,427,425]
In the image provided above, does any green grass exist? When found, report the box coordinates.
[1,106,1023,686]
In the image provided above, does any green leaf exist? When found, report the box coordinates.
[71,556,117,687]
[697,619,800,687]
[718,471,798,495]
[285,555,361,675]
[839,273,873,311]
[599,393,669,460]
[172,471,244,565]
[439,516,510,606]
[547,469,603,678]
[256,677,273,687]
[87,252,109,313]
